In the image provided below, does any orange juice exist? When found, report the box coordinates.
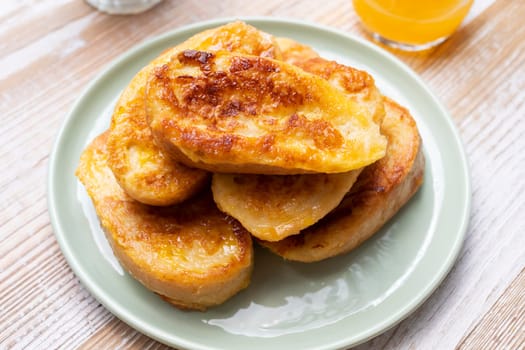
[353,0,473,49]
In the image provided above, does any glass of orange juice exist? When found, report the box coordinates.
[353,0,473,51]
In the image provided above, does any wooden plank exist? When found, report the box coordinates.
[76,317,158,350]
[457,268,525,350]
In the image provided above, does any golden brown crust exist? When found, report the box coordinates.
[276,36,384,125]
[76,132,253,310]
[146,50,387,174]
[107,21,283,206]
[292,57,385,126]
[258,97,425,262]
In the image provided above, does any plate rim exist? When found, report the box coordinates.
[47,16,471,350]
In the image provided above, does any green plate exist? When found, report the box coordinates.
[48,18,470,350]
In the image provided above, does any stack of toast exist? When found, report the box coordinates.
[76,21,424,311]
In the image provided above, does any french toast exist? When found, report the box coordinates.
[259,97,424,262]
[211,52,386,241]
[211,171,361,241]
[75,22,426,312]
[76,132,253,310]
[107,21,282,205]
[146,50,387,174]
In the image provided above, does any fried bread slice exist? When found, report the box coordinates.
[212,171,361,241]
[107,21,281,205]
[76,132,253,310]
[259,97,424,262]
[211,46,384,241]
[146,50,387,174]
[107,71,209,206]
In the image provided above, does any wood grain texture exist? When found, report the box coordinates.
[0,0,524,349]
[457,268,525,350]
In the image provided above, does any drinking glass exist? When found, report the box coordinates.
[353,0,474,51]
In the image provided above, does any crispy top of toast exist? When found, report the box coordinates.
[276,36,384,125]
[76,132,253,310]
[259,97,424,262]
[107,21,282,206]
[146,50,387,174]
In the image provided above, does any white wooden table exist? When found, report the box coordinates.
[1,0,524,349]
